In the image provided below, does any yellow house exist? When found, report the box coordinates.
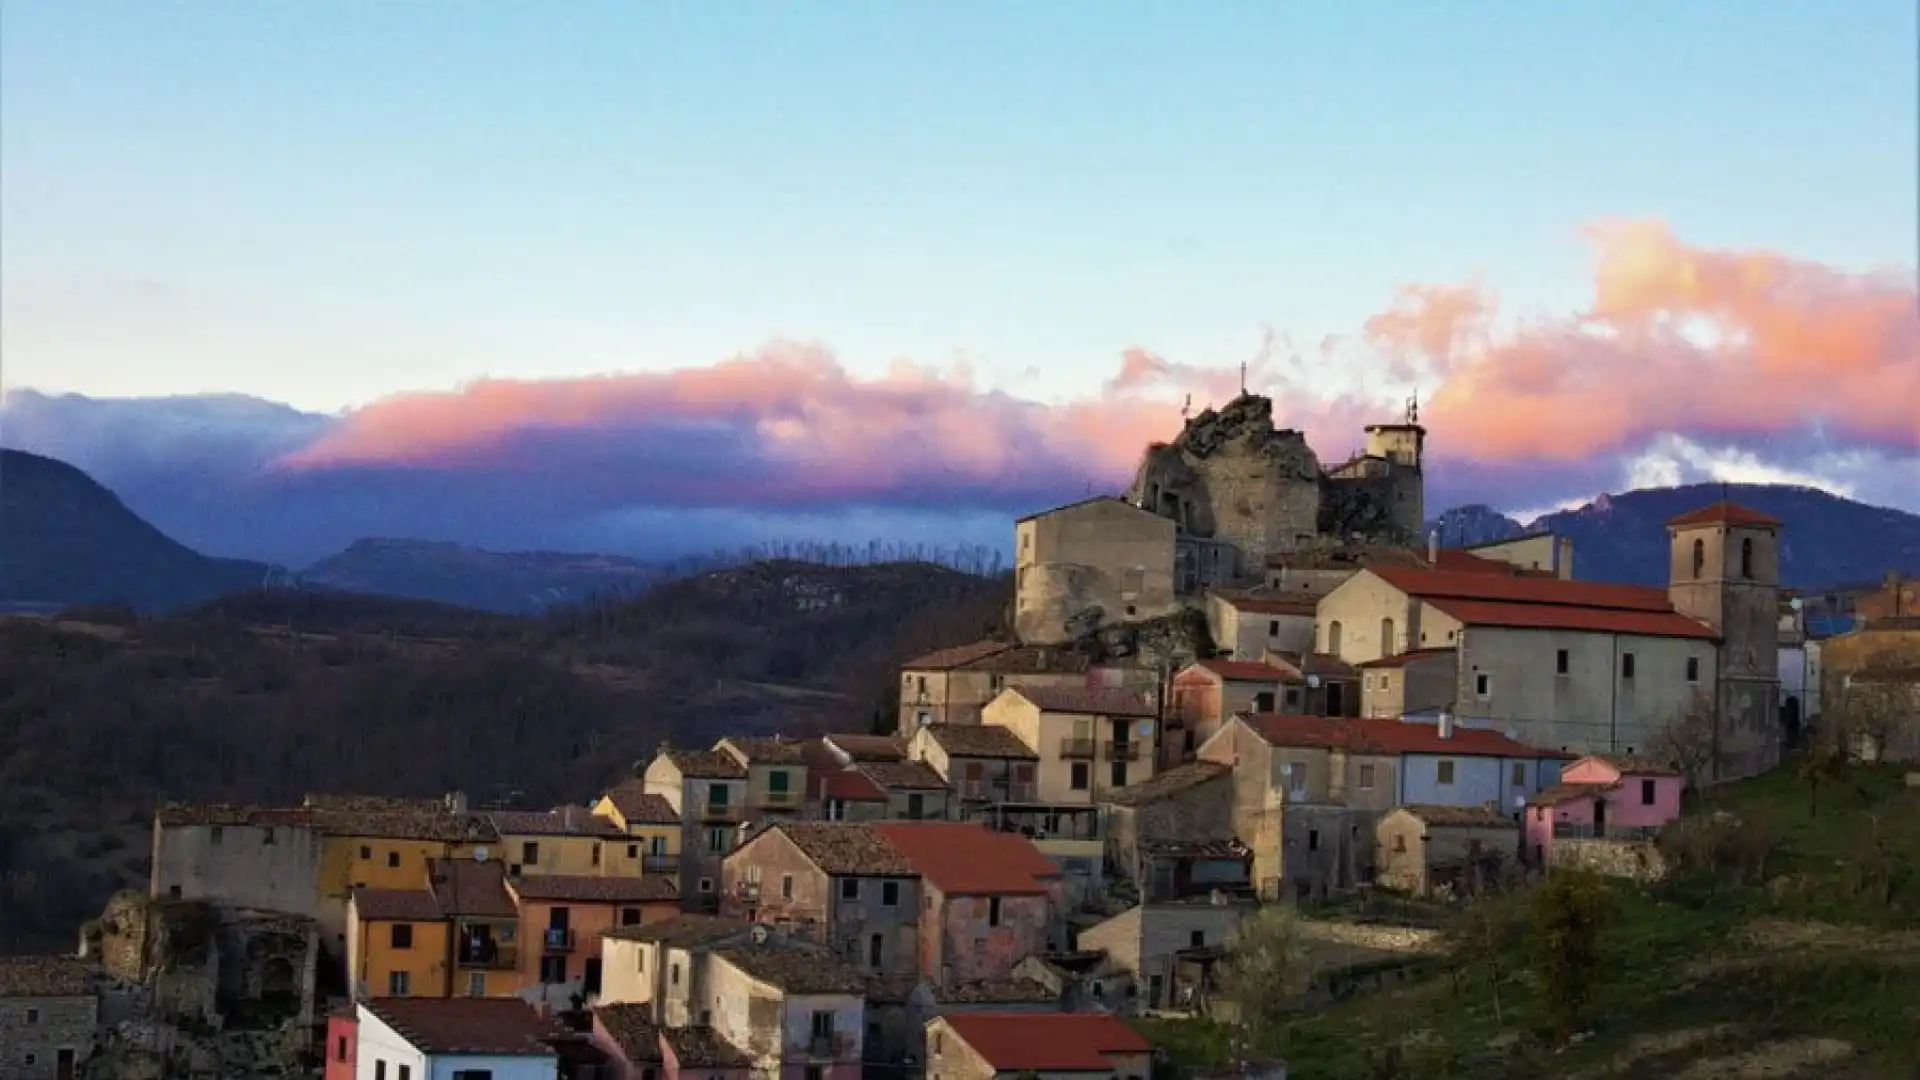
[983,685,1161,804]
[345,857,526,1000]
[486,807,631,877]
[301,796,498,954]
[590,782,683,880]
[715,737,809,819]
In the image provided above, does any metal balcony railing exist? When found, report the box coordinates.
[758,789,801,809]
[543,928,576,952]
[642,854,677,874]
[1059,737,1096,759]
[455,940,517,970]
[1103,741,1141,762]
[700,801,743,823]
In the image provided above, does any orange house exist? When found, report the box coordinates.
[508,874,680,1007]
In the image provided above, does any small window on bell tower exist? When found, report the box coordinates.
[1690,538,1705,579]
[1740,537,1754,580]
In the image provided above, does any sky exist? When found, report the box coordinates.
[2,1,1916,564]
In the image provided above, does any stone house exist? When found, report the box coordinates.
[1100,762,1234,894]
[596,915,758,1020]
[507,874,681,1007]
[981,686,1161,804]
[1852,570,1918,623]
[1356,647,1459,719]
[854,760,956,820]
[1524,755,1685,867]
[589,782,684,881]
[355,997,564,1080]
[871,822,1063,987]
[720,822,923,975]
[819,734,908,765]
[1204,589,1319,661]
[1076,899,1252,1014]
[592,1002,754,1080]
[926,1011,1152,1080]
[1166,659,1296,762]
[0,956,97,1080]
[898,640,1095,729]
[1013,496,1180,646]
[810,768,895,823]
[1374,806,1517,897]
[487,806,629,878]
[643,748,751,904]
[716,737,811,821]
[707,945,867,1080]
[908,723,1040,804]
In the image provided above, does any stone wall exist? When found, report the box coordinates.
[1550,838,1668,882]
[0,994,97,1080]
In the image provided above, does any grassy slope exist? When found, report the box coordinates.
[1141,760,1920,1079]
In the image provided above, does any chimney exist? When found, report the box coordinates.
[1426,531,1439,566]
[1437,710,1454,739]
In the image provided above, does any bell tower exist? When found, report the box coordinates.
[1666,500,1784,781]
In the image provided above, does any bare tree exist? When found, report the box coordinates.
[1827,674,1919,765]
[1214,905,1310,1034]
[1650,691,1717,792]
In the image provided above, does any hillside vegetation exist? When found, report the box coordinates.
[0,559,1008,952]
[1144,761,1920,1079]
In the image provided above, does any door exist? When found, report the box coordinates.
[57,1049,76,1080]
[584,957,603,997]
[1592,798,1607,838]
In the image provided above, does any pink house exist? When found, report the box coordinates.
[593,1002,754,1080]
[1524,755,1684,865]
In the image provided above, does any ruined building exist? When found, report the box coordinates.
[1016,393,1425,645]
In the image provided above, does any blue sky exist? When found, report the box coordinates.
[4,1,1913,411]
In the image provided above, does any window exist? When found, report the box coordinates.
[262,827,276,846]
[882,880,900,907]
[825,799,846,821]
[1254,691,1275,713]
[1307,829,1320,851]
[628,843,639,859]
[169,885,182,899]
[868,933,884,966]
[698,877,714,893]
[592,843,602,867]
[1691,537,1705,579]
[988,897,1003,926]
[1740,537,1754,580]
[467,970,486,997]
[811,1009,835,1038]
[24,1007,39,1024]
[1358,764,1376,790]
[708,781,730,806]
[1641,779,1657,806]
[1436,760,1456,785]
[522,841,539,866]
[621,907,642,926]
[781,874,795,900]
[1286,762,1306,795]
[210,826,223,846]
[1327,620,1343,655]
[841,878,860,901]
[1511,762,1526,786]
[1380,617,1396,656]
[1268,619,1280,637]
[1556,649,1569,675]
[1475,673,1491,697]
[387,971,410,995]
[768,769,792,795]
[670,962,682,985]
[906,793,925,819]
[1686,656,1700,683]
[386,851,400,868]
[391,923,414,949]
[1621,653,1636,679]
[451,1071,495,1080]
[360,844,372,860]
[399,1066,411,1080]
[1392,833,1406,853]
[1070,762,1091,791]
[337,1037,348,1061]
[990,673,1005,691]
[376,1062,387,1080]
[707,827,731,852]
[1190,930,1205,947]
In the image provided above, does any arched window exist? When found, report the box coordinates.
[1380,617,1396,657]
[1327,620,1343,656]
[1741,537,1754,580]
[1691,538,1705,579]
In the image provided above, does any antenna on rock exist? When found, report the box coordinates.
[1239,361,1247,396]
[1180,393,1192,420]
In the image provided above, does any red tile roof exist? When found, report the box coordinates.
[1357,647,1457,670]
[427,858,518,918]
[363,998,563,1056]
[1422,597,1717,640]
[1242,714,1555,758]
[488,806,626,838]
[902,640,1016,670]
[1666,502,1783,529]
[1208,589,1321,616]
[942,1012,1150,1071]
[870,822,1059,895]
[821,734,908,762]
[1007,684,1156,717]
[1191,659,1294,683]
[816,767,890,802]
[352,887,445,922]
[1528,781,1620,807]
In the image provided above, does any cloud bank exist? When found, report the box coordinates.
[4,221,1914,566]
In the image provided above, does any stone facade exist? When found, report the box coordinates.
[1548,838,1668,882]
[1014,498,1180,646]
[0,958,98,1080]
[1102,763,1236,889]
[1666,510,1785,782]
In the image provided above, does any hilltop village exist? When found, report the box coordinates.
[7,392,1918,1080]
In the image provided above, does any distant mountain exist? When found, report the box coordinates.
[0,449,275,611]
[1427,503,1529,548]
[300,538,672,614]
[1430,483,1920,588]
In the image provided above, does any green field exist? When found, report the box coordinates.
[1139,760,1920,1079]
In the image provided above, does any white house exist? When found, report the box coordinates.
[357,998,561,1080]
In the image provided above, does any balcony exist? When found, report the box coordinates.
[735,880,762,903]
[455,940,518,970]
[1103,741,1142,762]
[1058,737,1096,759]
[542,927,576,953]
[699,801,743,823]
[803,1033,852,1060]
[757,789,801,810]
[642,854,677,874]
